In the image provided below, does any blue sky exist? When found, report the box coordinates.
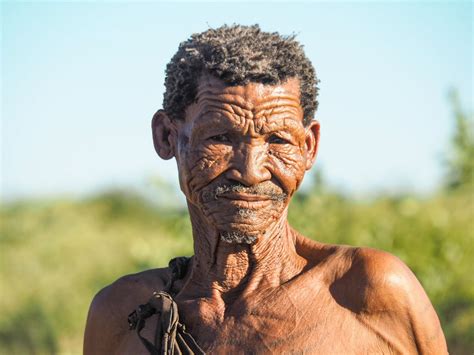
[2,1,472,200]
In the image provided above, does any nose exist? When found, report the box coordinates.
[226,143,271,186]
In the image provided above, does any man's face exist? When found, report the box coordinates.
[171,76,319,243]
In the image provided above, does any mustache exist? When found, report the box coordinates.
[202,182,287,202]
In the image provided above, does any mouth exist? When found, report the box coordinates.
[218,193,273,209]
[200,181,288,205]
[219,192,271,202]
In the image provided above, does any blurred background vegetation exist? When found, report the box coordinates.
[1,93,473,354]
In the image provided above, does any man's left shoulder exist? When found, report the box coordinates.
[345,247,429,311]
[347,247,448,353]
[352,247,418,296]
[323,246,418,311]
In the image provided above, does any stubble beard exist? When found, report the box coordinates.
[219,230,258,244]
[200,182,288,245]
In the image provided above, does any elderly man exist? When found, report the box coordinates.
[84,25,447,354]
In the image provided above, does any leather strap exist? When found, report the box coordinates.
[128,257,205,354]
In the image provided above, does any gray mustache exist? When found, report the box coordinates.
[204,183,287,202]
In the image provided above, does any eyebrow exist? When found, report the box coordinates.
[258,114,304,135]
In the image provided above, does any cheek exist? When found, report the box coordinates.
[181,144,232,198]
[268,145,306,194]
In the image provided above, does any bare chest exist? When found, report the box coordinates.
[190,291,392,354]
[118,281,400,354]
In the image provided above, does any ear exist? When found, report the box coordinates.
[151,110,176,160]
[304,120,320,170]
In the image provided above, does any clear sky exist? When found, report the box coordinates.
[2,1,472,200]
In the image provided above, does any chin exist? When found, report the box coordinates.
[220,231,258,245]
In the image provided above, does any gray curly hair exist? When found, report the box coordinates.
[163,24,319,126]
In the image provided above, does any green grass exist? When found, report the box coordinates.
[1,185,472,354]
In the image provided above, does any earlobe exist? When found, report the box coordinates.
[151,110,176,160]
[305,120,320,170]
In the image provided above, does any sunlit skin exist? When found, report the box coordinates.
[84,76,448,354]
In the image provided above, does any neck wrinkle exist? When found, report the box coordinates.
[182,202,305,300]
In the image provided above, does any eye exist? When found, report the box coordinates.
[268,134,290,145]
[208,134,230,143]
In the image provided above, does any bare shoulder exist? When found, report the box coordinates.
[330,246,431,312]
[331,246,448,353]
[352,247,418,295]
[297,237,447,353]
[296,235,427,302]
[83,268,170,355]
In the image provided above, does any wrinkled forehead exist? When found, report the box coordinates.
[185,75,304,126]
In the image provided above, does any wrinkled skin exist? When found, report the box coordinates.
[84,77,448,354]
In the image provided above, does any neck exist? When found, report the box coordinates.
[180,202,307,301]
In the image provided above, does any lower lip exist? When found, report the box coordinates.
[221,194,270,201]
[219,197,272,208]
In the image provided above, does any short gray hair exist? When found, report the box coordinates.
[163,24,319,126]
